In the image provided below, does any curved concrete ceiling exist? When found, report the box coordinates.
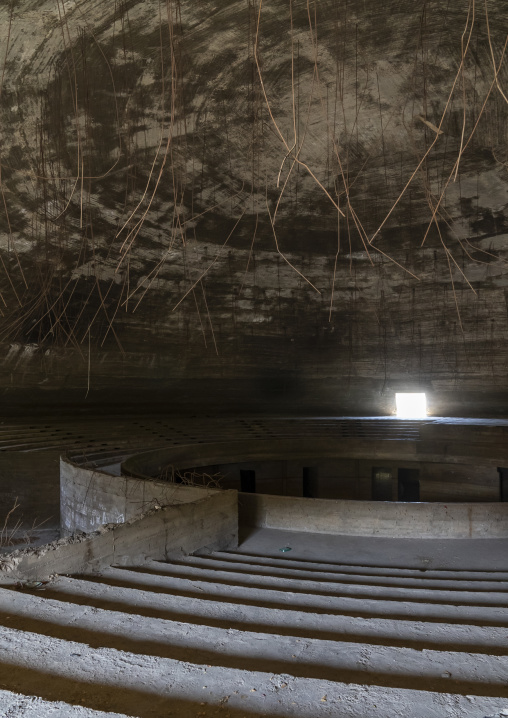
[0,0,507,409]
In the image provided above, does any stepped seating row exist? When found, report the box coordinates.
[0,546,507,717]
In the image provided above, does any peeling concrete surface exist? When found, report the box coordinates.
[0,1,507,412]
[60,455,222,534]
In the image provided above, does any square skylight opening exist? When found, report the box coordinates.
[395,393,427,418]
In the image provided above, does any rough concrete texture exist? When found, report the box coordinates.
[60,456,223,534]
[0,490,238,582]
[0,691,127,718]
[0,1,508,414]
[239,492,508,538]
[1,528,508,717]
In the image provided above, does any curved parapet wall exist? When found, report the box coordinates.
[61,425,508,539]
[239,494,508,539]
[121,438,508,539]
[4,490,238,582]
[60,455,221,535]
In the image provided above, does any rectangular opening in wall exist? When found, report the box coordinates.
[302,466,318,498]
[395,393,427,418]
[372,467,393,501]
[398,468,420,501]
[498,468,508,502]
[240,469,256,493]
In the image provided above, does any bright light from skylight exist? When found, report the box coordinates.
[396,393,427,418]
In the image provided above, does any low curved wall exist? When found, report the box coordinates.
[61,456,221,534]
[122,440,508,539]
[2,490,238,582]
[60,431,508,540]
[239,493,508,539]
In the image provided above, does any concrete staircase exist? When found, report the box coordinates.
[1,546,508,717]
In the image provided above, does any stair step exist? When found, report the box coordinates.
[0,586,507,695]
[181,554,508,591]
[0,689,129,718]
[75,567,508,625]
[0,617,505,718]
[122,559,508,607]
[213,550,508,582]
[7,576,508,654]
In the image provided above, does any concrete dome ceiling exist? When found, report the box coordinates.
[0,0,507,410]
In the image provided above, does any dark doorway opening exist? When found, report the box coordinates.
[302,466,318,498]
[398,468,420,502]
[372,467,393,501]
[240,469,256,493]
[497,467,508,502]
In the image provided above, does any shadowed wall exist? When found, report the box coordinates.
[0,0,507,414]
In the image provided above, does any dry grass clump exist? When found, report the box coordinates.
[0,497,51,550]
[157,465,225,490]
[0,497,22,549]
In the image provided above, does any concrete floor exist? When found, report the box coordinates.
[239,526,508,571]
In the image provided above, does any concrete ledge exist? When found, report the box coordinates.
[0,490,238,582]
[239,493,508,539]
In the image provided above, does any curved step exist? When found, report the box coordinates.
[0,620,506,718]
[212,550,508,582]
[7,577,508,655]
[0,689,129,718]
[0,586,507,695]
[128,560,508,607]
[87,566,508,625]
[180,554,508,592]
